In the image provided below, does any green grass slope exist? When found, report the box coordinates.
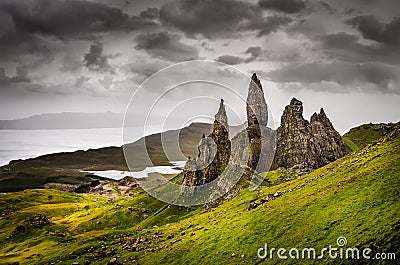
[0,130,399,264]
[342,122,400,151]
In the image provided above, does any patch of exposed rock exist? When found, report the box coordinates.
[29,214,52,228]
[181,99,231,191]
[272,98,349,172]
[72,177,138,198]
[311,108,349,163]
[9,225,26,238]
[246,73,269,172]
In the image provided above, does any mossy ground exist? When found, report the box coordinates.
[342,122,400,151]
[0,133,399,264]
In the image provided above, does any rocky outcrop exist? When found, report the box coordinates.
[246,73,270,173]
[29,214,52,228]
[181,75,348,199]
[272,98,349,172]
[181,99,231,190]
[247,73,268,128]
[207,99,231,175]
[310,108,349,163]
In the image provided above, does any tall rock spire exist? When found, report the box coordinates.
[181,99,231,192]
[246,73,269,172]
[246,73,268,127]
[209,99,231,168]
[214,99,228,129]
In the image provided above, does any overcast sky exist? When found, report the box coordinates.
[0,0,399,134]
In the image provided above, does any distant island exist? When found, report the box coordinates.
[0,112,125,130]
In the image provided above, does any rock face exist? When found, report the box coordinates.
[181,75,348,198]
[310,108,349,163]
[208,99,231,173]
[181,99,231,189]
[272,98,349,172]
[247,73,268,128]
[246,73,269,172]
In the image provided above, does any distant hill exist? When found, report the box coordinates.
[0,112,125,130]
[0,122,244,192]
[342,121,400,151]
[3,119,399,192]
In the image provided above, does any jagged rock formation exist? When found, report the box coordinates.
[246,73,270,172]
[247,73,268,128]
[272,98,349,172]
[310,108,349,163]
[181,99,231,189]
[208,99,231,172]
[181,74,348,199]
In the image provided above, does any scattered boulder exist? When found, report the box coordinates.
[247,191,283,210]
[73,183,91,193]
[29,214,52,228]
[108,257,117,264]
[9,225,25,238]
[1,206,17,220]
[127,207,137,213]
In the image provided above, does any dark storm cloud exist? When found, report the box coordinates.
[11,65,30,83]
[139,7,159,20]
[258,0,306,14]
[159,0,291,39]
[83,40,114,73]
[0,29,53,63]
[317,1,336,14]
[319,32,359,49]
[128,60,170,81]
[134,32,200,61]
[346,16,385,42]
[317,32,400,65]
[216,55,244,65]
[0,0,158,40]
[0,68,10,85]
[244,15,292,37]
[265,61,400,92]
[0,65,30,85]
[347,16,400,46]
[216,46,264,65]
[244,46,263,62]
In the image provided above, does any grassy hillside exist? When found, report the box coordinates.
[1,130,399,264]
[342,122,399,151]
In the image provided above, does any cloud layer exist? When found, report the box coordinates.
[0,0,399,121]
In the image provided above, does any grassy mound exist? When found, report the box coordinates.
[342,122,399,151]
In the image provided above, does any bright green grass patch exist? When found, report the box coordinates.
[342,121,400,151]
